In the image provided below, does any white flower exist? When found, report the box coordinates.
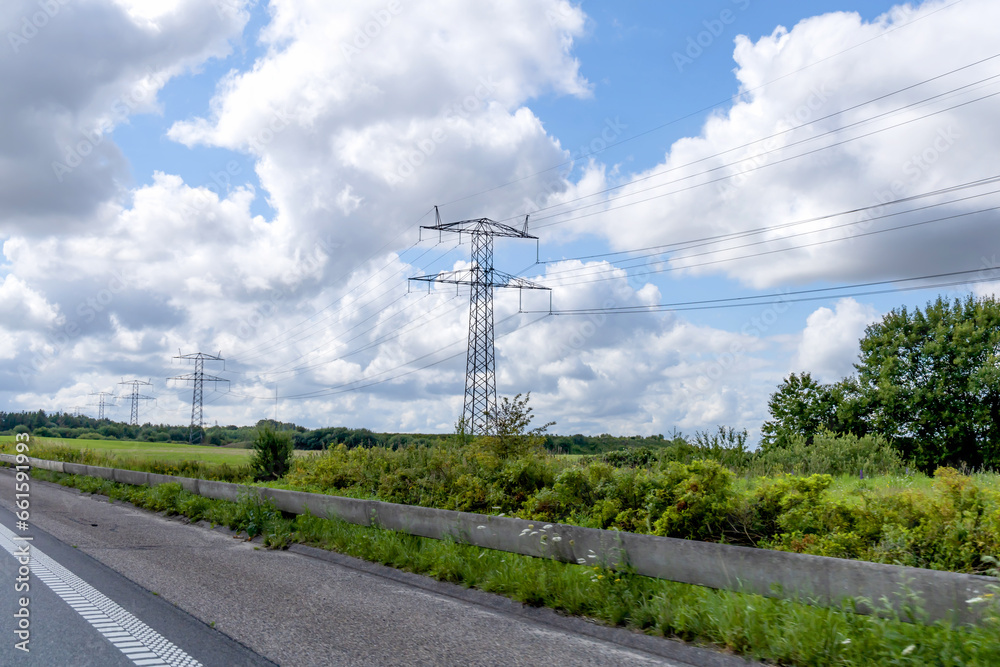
[902,645,915,656]
[542,524,553,530]
[530,531,538,536]
[967,597,985,604]
[477,525,486,530]
[587,554,597,559]
[498,513,505,517]
[841,639,851,645]
[576,558,586,564]
[519,529,530,536]
[552,536,562,542]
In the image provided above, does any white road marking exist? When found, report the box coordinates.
[0,522,202,666]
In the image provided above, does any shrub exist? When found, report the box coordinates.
[750,431,907,477]
[646,460,735,540]
[250,425,295,481]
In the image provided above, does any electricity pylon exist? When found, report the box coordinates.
[169,352,228,444]
[410,208,549,434]
[118,379,154,426]
[89,391,115,420]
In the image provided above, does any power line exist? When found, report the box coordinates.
[438,0,968,209]
[527,87,1000,231]
[503,58,1000,225]
[534,203,1000,288]
[521,267,1000,315]
[535,175,1000,273]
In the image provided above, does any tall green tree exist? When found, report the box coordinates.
[853,295,1000,470]
[760,372,857,449]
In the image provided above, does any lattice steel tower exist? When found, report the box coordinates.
[410,209,549,434]
[169,352,228,444]
[89,391,115,420]
[118,379,154,426]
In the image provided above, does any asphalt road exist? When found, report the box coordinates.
[0,467,750,666]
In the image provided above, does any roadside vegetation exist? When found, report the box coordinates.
[5,295,1000,663]
[25,469,1000,666]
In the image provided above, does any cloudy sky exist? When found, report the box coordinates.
[2,0,998,439]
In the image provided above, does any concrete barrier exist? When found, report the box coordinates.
[3,453,996,625]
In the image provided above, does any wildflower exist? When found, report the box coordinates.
[598,575,604,579]
[476,525,486,530]
[841,639,851,645]
[967,597,985,604]
[530,531,538,536]
[902,645,915,656]
[614,579,621,583]
[576,558,586,564]
[542,524,552,530]
[552,536,562,542]
[498,513,505,517]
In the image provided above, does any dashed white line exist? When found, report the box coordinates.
[0,523,202,666]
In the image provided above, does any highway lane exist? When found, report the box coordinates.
[0,506,274,666]
[0,467,749,666]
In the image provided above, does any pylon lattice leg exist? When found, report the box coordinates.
[464,232,497,435]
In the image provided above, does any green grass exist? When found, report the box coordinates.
[0,435,313,464]
[26,468,1000,666]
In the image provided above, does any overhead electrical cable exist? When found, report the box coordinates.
[534,203,1000,287]
[437,0,968,208]
[526,87,1000,230]
[536,175,1000,268]
[521,267,1000,315]
[533,185,1000,282]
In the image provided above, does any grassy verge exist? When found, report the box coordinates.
[27,468,1000,666]
[0,435,315,465]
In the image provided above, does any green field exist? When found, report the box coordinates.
[0,435,257,464]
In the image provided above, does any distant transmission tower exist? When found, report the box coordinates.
[410,208,550,434]
[168,352,228,444]
[118,379,155,426]
[89,391,115,420]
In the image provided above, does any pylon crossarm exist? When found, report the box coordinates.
[420,218,538,239]
[409,269,549,290]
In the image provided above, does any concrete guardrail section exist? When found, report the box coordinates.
[3,453,996,626]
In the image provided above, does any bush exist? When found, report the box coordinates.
[250,426,295,481]
[749,431,907,477]
[646,460,735,541]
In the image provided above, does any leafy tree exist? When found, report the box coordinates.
[250,425,295,481]
[760,372,856,449]
[853,295,1000,470]
[482,393,555,459]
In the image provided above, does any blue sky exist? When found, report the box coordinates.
[2,0,998,437]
